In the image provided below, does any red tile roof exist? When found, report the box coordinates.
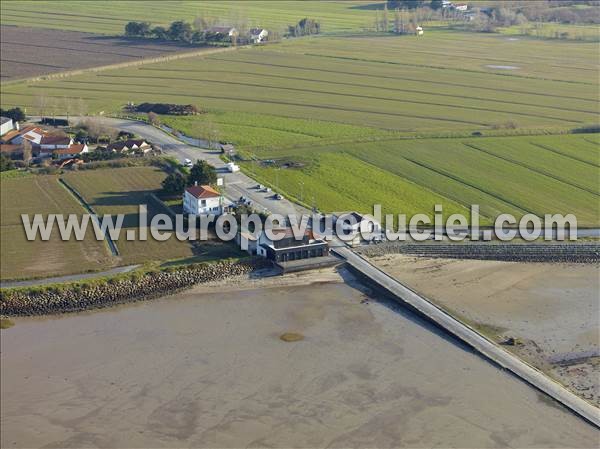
[185,185,221,199]
[40,134,72,145]
[53,144,86,154]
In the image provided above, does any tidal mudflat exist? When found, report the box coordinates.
[371,255,600,406]
[1,272,598,448]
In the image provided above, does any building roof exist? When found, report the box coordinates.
[106,139,149,151]
[40,134,72,145]
[207,26,236,34]
[53,144,87,154]
[249,28,267,35]
[185,184,221,199]
[0,144,22,154]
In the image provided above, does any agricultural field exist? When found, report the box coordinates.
[0,0,378,35]
[0,173,113,280]
[241,133,600,227]
[0,25,203,81]
[61,166,196,265]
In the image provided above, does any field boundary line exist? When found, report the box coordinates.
[83,74,585,123]
[462,143,600,196]
[58,178,120,257]
[529,142,600,168]
[207,56,597,103]
[1,46,239,86]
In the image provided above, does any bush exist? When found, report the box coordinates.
[0,154,15,172]
[161,173,186,195]
[132,103,200,115]
[0,107,26,122]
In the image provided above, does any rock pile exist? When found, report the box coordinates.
[1,260,262,316]
[358,242,600,263]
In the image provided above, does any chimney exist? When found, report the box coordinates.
[194,181,198,186]
[15,121,19,131]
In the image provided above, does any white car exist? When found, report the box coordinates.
[183,158,193,168]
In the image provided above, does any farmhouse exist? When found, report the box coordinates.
[106,139,152,153]
[52,143,89,160]
[0,117,16,136]
[183,184,223,216]
[1,126,44,145]
[249,28,268,43]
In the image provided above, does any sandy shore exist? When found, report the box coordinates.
[1,268,598,448]
[370,255,600,406]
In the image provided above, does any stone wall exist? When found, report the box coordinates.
[1,259,263,316]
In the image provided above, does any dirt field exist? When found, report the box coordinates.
[370,254,600,406]
[0,25,200,81]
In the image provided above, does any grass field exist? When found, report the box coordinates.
[61,166,196,265]
[0,0,379,35]
[1,30,598,229]
[240,133,600,226]
[0,174,113,280]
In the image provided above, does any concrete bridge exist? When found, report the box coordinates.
[332,245,600,429]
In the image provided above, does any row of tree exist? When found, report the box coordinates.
[0,107,26,122]
[287,18,321,37]
[161,160,217,195]
[125,20,233,44]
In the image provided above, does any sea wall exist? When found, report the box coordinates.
[0,259,262,316]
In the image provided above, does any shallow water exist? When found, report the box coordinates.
[1,281,598,448]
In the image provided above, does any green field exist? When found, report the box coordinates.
[0,174,113,280]
[2,29,598,228]
[0,0,379,35]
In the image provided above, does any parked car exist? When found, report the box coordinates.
[183,158,193,168]
[275,194,284,200]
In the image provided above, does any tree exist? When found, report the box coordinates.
[161,173,186,195]
[34,94,48,119]
[287,18,321,37]
[382,4,389,31]
[430,0,443,10]
[151,26,169,40]
[188,160,217,186]
[0,107,26,122]
[168,21,193,42]
[0,154,15,172]
[22,139,32,164]
[387,0,425,9]
[125,21,151,37]
[147,111,161,126]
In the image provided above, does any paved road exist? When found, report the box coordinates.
[0,265,139,289]
[98,118,307,219]
[333,245,600,429]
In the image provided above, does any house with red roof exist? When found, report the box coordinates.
[183,183,223,216]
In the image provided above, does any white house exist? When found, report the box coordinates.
[106,139,152,153]
[454,3,468,11]
[333,211,382,247]
[416,26,424,36]
[183,184,223,216]
[206,26,238,38]
[249,28,268,43]
[53,143,89,160]
[0,117,15,136]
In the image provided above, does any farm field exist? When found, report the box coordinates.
[241,133,600,226]
[0,174,113,280]
[0,0,378,35]
[60,166,197,266]
[0,25,204,81]
[1,31,597,132]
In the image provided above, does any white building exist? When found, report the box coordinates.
[0,117,15,136]
[183,184,223,216]
[454,3,468,11]
[416,26,424,36]
[333,211,382,247]
[249,28,268,43]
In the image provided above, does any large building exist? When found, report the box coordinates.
[0,117,15,136]
[256,228,329,263]
[183,184,223,216]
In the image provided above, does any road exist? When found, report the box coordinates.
[333,245,600,429]
[99,117,307,219]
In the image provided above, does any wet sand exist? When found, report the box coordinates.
[371,255,600,406]
[1,271,598,448]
